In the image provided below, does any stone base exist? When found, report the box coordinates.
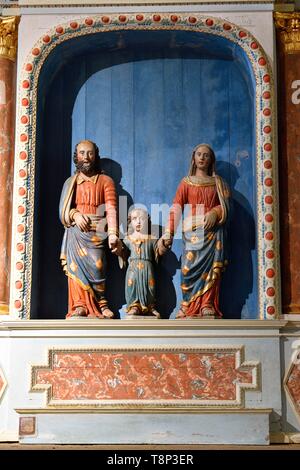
[0,319,285,445]
[124,314,160,320]
[17,411,270,445]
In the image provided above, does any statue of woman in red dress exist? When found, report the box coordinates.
[164,144,230,319]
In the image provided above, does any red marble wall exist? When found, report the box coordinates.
[0,57,16,313]
[32,350,256,403]
[277,43,300,314]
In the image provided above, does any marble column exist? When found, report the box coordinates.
[275,13,300,314]
[0,16,19,314]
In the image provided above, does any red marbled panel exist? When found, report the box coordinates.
[286,363,300,417]
[277,51,300,313]
[33,350,255,402]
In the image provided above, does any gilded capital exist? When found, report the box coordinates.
[274,12,300,54]
[0,16,20,62]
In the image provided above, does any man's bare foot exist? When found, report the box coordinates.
[127,306,140,316]
[176,307,187,319]
[150,308,161,318]
[68,307,87,318]
[101,306,114,319]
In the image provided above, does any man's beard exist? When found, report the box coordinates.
[76,160,97,177]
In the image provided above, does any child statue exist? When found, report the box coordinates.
[113,207,169,318]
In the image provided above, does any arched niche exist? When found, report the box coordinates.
[11,14,278,320]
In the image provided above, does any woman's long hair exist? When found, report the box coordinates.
[188,143,216,176]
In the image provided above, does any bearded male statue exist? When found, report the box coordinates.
[59,140,119,319]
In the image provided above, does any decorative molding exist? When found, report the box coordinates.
[0,304,9,315]
[30,345,260,410]
[10,13,278,320]
[0,1,281,8]
[15,407,272,414]
[274,12,300,54]
[283,346,300,423]
[18,416,36,436]
[0,16,20,61]
[270,432,300,444]
[288,433,300,443]
[0,319,287,330]
[280,315,300,330]
[283,304,300,314]
[0,366,7,402]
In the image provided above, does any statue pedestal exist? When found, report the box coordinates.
[0,319,286,445]
[17,410,271,445]
[123,315,160,320]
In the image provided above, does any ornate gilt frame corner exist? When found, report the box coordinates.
[274,11,300,54]
[0,16,20,62]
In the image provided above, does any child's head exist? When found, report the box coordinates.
[128,207,150,235]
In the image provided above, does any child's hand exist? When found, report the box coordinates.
[109,234,118,251]
[162,232,173,248]
[110,238,123,255]
[157,234,172,256]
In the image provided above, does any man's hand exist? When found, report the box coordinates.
[204,210,218,230]
[108,234,118,251]
[73,212,91,232]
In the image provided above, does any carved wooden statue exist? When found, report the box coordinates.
[164,144,230,319]
[113,207,169,318]
[59,140,119,319]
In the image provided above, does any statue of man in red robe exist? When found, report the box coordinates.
[59,140,119,319]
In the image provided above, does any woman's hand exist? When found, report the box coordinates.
[204,210,218,230]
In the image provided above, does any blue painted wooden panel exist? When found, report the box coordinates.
[72,58,256,319]
[33,30,257,319]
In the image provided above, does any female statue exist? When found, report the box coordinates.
[164,144,230,319]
